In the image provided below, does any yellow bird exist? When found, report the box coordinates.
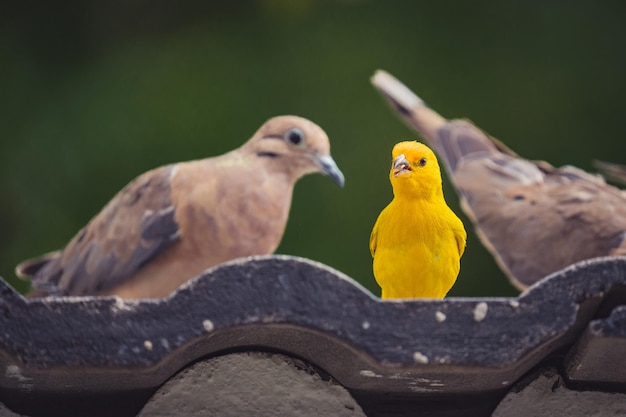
[370,141,467,299]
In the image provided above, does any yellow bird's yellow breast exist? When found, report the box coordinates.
[372,198,463,299]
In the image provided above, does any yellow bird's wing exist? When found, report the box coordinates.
[452,217,467,258]
[369,216,379,258]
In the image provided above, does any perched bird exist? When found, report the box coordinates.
[16,115,345,299]
[370,141,467,299]
[371,69,626,290]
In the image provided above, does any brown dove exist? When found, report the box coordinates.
[16,115,345,299]
[371,70,626,290]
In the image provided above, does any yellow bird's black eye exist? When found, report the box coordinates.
[285,128,305,146]
[418,157,427,167]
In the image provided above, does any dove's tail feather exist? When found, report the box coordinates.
[15,252,58,279]
[594,160,626,186]
[371,70,445,142]
[16,252,63,297]
[371,70,519,174]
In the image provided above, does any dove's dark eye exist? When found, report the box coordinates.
[418,157,427,167]
[285,128,305,146]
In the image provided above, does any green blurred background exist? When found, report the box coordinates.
[1,0,625,297]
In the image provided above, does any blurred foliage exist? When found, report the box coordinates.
[1,0,625,297]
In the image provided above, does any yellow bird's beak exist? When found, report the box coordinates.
[393,154,412,177]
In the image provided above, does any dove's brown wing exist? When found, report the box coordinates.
[17,165,180,296]
[372,70,626,289]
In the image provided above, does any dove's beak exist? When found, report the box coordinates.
[316,155,345,187]
[393,154,412,177]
